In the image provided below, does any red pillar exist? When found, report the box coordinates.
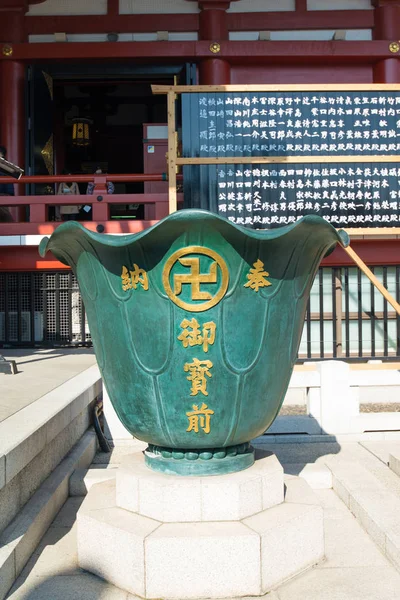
[0,1,28,219]
[0,60,25,212]
[188,0,235,84]
[199,58,231,85]
[373,0,400,82]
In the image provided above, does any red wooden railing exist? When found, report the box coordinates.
[0,173,183,235]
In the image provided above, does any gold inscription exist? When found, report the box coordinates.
[186,403,214,434]
[178,318,216,353]
[163,246,229,312]
[244,259,272,292]
[184,358,213,396]
[121,264,149,292]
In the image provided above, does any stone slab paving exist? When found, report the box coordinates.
[0,349,96,423]
[6,440,400,600]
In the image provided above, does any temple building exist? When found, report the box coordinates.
[0,0,399,359]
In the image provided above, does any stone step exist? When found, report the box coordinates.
[326,454,400,572]
[69,465,117,497]
[282,462,332,490]
[0,431,97,600]
[389,451,400,478]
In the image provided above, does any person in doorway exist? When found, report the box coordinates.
[86,167,114,195]
[56,169,80,221]
[0,146,15,222]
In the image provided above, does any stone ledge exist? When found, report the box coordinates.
[77,463,324,599]
[0,365,101,490]
[116,450,284,522]
[0,431,97,600]
[327,456,400,571]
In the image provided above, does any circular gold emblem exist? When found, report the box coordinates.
[162,246,229,312]
[389,42,400,54]
[2,45,13,57]
[210,42,221,54]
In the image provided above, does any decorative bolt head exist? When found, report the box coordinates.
[389,42,400,53]
[210,42,221,54]
[2,45,13,57]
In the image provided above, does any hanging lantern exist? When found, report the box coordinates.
[72,118,91,147]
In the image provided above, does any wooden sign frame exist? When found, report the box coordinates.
[153,84,400,315]
[153,83,400,228]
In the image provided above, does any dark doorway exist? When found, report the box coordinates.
[26,63,197,219]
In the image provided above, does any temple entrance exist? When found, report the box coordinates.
[25,63,196,220]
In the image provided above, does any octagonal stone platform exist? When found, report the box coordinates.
[77,451,324,599]
[116,450,284,521]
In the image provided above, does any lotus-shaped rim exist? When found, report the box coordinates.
[39,210,349,458]
[39,209,349,261]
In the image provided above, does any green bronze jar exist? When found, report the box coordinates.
[40,210,348,476]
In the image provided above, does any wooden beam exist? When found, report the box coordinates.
[176,155,400,165]
[23,10,374,36]
[344,244,400,315]
[25,14,199,36]
[153,83,400,93]
[295,0,308,12]
[107,0,119,17]
[227,9,374,31]
[1,40,393,63]
[167,91,178,214]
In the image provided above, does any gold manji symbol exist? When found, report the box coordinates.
[163,246,229,312]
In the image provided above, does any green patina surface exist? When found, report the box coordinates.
[40,209,348,476]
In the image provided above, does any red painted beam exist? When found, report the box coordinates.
[0,174,172,184]
[0,193,176,205]
[24,14,199,35]
[322,239,400,267]
[23,10,374,36]
[0,247,69,271]
[0,220,162,236]
[0,40,393,63]
[227,10,374,32]
[0,232,399,270]
[107,0,119,17]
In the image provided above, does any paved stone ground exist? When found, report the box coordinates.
[6,439,400,600]
[0,349,96,422]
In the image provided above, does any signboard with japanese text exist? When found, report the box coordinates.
[181,89,400,228]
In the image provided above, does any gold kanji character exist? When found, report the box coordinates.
[121,264,149,292]
[184,358,213,396]
[121,266,132,291]
[244,259,272,292]
[186,403,214,434]
[178,319,216,353]
[130,264,149,290]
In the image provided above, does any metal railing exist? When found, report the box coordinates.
[0,172,183,235]
[300,265,400,361]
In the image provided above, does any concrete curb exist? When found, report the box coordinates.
[0,431,97,600]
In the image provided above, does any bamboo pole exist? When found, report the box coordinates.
[344,245,400,316]
[167,91,177,214]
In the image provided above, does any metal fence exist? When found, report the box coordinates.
[0,268,399,359]
[299,266,400,360]
[0,271,91,346]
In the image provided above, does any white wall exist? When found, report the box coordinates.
[119,0,199,14]
[27,0,107,15]
[228,0,295,12]
[308,0,372,10]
